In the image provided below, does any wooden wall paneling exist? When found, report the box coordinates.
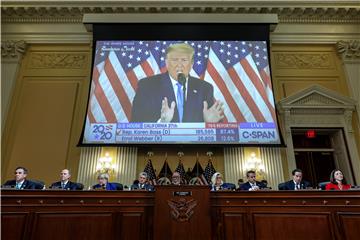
[337,212,360,240]
[1,212,29,240]
[30,212,114,240]
[221,211,248,240]
[252,212,334,240]
[2,190,360,240]
[117,211,145,240]
[154,186,211,240]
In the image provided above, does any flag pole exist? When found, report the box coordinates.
[165,152,168,178]
[196,152,199,176]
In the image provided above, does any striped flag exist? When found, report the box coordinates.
[174,160,187,184]
[204,160,217,184]
[204,41,275,123]
[86,40,276,124]
[143,159,157,185]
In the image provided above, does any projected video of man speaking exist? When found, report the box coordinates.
[83,40,280,144]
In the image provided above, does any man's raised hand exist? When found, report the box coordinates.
[203,100,224,123]
[160,97,175,123]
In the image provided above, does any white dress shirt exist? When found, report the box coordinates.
[169,74,188,102]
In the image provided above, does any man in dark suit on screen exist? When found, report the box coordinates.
[131,43,224,123]
[2,166,40,189]
[279,168,311,190]
[50,169,80,190]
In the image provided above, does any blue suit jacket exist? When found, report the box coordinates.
[92,182,123,191]
[131,73,215,122]
[239,181,266,191]
[50,181,80,190]
[130,183,154,191]
[279,180,311,190]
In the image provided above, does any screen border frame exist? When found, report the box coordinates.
[78,15,285,147]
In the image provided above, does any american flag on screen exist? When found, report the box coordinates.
[87,40,275,124]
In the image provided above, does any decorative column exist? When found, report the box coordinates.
[284,109,297,175]
[343,109,360,184]
[336,40,360,124]
[1,40,27,132]
[113,147,137,188]
[77,147,102,189]
[224,147,246,184]
[336,41,360,184]
[260,147,284,190]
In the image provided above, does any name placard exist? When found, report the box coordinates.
[173,191,192,196]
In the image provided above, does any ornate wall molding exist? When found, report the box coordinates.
[274,53,332,69]
[2,1,360,24]
[336,40,360,60]
[278,84,360,183]
[290,92,345,106]
[1,40,27,58]
[29,53,88,69]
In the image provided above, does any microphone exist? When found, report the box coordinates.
[177,73,186,88]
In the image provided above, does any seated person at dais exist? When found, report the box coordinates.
[2,167,43,190]
[239,170,266,191]
[92,173,123,190]
[131,172,154,191]
[49,169,81,190]
[325,169,351,191]
[171,172,182,186]
[210,172,235,191]
[279,169,311,190]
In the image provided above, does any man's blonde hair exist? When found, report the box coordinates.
[165,43,195,61]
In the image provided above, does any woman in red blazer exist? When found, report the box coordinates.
[325,169,351,190]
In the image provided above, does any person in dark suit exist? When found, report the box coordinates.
[239,170,266,191]
[279,169,311,190]
[92,173,123,190]
[49,169,81,190]
[210,172,235,191]
[131,43,224,123]
[2,166,40,189]
[131,172,154,191]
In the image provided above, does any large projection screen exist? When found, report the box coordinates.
[79,17,283,145]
